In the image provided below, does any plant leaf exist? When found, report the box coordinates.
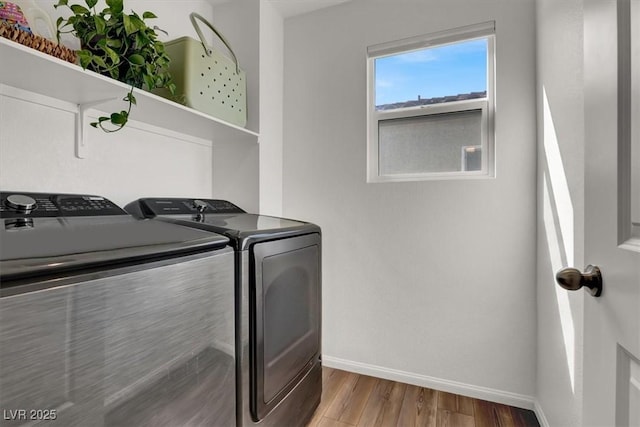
[130,15,146,31]
[92,55,107,69]
[143,74,155,90]
[77,50,92,69]
[142,11,157,19]
[127,54,145,65]
[91,116,110,129]
[93,15,106,33]
[86,0,98,8]
[110,112,127,125]
[106,39,122,48]
[88,32,99,45]
[136,30,150,46]
[70,4,89,14]
[105,0,123,14]
[103,46,120,64]
[123,14,136,35]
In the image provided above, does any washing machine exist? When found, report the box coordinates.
[0,191,236,427]
[125,198,322,427]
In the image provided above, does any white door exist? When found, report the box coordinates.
[581,0,640,425]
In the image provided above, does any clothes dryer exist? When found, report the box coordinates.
[125,198,321,427]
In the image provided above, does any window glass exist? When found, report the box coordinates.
[379,109,483,175]
[367,22,495,182]
[375,39,488,110]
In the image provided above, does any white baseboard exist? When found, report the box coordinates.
[321,355,536,411]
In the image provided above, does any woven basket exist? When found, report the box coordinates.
[0,23,76,64]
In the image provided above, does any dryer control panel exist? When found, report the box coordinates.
[0,192,126,218]
[131,198,245,217]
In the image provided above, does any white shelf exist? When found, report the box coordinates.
[0,37,259,144]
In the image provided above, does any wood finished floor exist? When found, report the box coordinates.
[307,368,540,427]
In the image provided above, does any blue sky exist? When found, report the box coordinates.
[375,38,488,106]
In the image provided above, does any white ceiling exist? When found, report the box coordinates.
[268,0,351,18]
[208,0,351,18]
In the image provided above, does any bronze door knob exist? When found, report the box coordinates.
[556,265,603,297]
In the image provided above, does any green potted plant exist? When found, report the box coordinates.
[55,0,176,132]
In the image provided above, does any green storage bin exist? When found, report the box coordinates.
[156,13,247,128]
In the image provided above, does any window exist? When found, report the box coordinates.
[367,22,495,182]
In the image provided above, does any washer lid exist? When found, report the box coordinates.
[125,198,321,250]
[156,214,320,251]
[190,213,309,233]
[0,216,229,282]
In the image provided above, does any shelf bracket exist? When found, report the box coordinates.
[75,98,118,159]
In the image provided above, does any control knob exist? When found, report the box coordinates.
[5,194,37,213]
[193,199,208,213]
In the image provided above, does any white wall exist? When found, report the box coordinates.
[282,0,537,403]
[211,0,261,212]
[258,0,284,216]
[0,90,213,207]
[535,0,585,425]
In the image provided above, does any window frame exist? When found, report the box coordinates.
[366,21,496,183]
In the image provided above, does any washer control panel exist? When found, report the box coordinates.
[0,192,126,218]
[135,198,245,216]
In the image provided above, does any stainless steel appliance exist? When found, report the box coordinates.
[125,198,322,427]
[0,192,236,427]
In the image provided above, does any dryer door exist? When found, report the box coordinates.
[251,233,321,421]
